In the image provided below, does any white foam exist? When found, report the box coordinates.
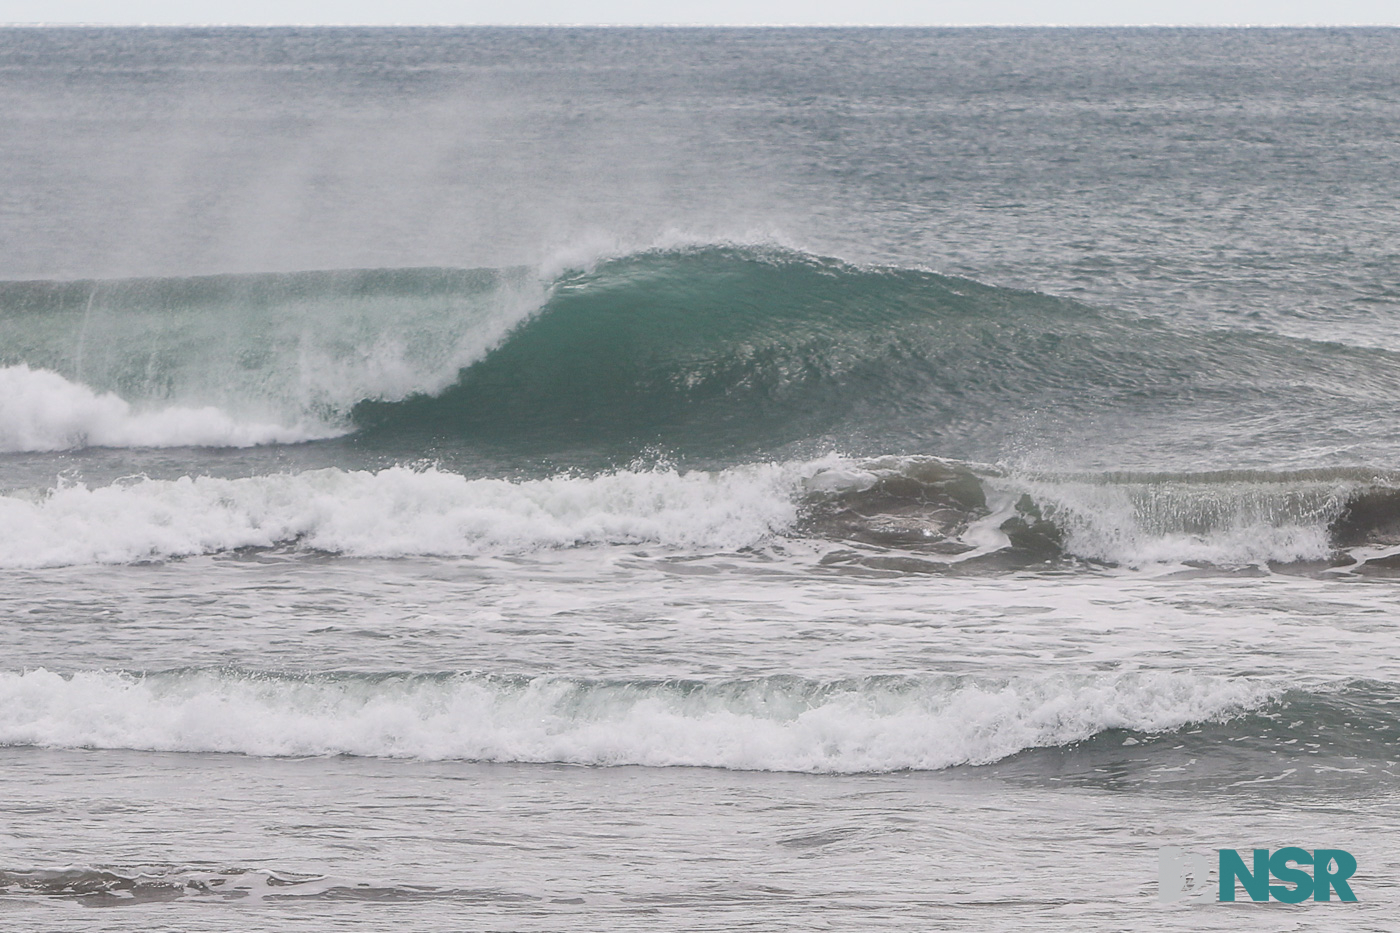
[0,267,549,452]
[0,668,1272,773]
[0,461,822,569]
[1001,475,1347,566]
[1,242,844,454]
[0,365,333,452]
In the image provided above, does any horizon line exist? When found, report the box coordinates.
[3,22,1398,29]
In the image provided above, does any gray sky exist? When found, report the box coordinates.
[2,1,1398,26]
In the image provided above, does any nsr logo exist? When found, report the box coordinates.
[1159,847,1357,903]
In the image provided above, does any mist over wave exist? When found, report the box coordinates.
[0,265,546,451]
[7,27,1400,928]
[6,245,1400,466]
[7,244,1400,572]
[0,667,1273,772]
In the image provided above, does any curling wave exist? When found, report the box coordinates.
[0,264,544,451]
[6,245,1400,458]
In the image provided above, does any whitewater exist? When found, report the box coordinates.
[3,25,1400,932]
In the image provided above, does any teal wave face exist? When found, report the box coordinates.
[347,246,1400,469]
[7,245,1400,469]
[354,247,1044,450]
[991,680,1400,792]
[349,246,1146,453]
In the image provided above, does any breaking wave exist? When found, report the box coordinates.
[3,457,1400,570]
[0,264,544,452]
[0,667,1272,773]
[0,364,328,452]
[6,245,1399,459]
[0,461,813,570]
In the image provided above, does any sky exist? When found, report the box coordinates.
[1,1,1397,26]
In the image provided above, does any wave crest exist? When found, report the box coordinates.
[0,461,812,569]
[0,667,1271,773]
[5,457,1400,570]
[7,246,1400,459]
[0,265,544,452]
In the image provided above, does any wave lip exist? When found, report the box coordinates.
[9,245,1400,459]
[0,265,545,452]
[0,364,330,452]
[0,668,1272,773]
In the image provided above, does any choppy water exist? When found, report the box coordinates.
[3,26,1400,930]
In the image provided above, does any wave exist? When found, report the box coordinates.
[348,245,1065,449]
[806,457,1400,570]
[0,364,328,452]
[7,245,1400,457]
[4,457,1400,570]
[0,265,545,452]
[1004,470,1373,566]
[0,462,811,570]
[348,246,1370,455]
[0,667,1271,773]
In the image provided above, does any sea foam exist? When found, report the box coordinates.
[0,462,816,569]
[0,266,548,452]
[0,365,330,452]
[0,668,1273,773]
[1002,473,1349,566]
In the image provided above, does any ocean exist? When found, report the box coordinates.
[2,25,1399,929]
